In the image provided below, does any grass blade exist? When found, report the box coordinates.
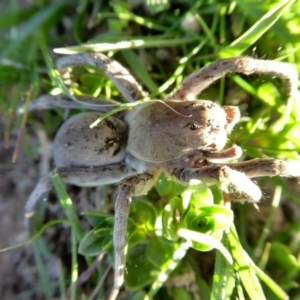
[54,37,199,54]
[121,49,158,93]
[219,0,295,57]
[228,225,266,300]
[51,173,85,242]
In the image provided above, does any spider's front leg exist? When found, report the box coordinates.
[178,158,300,202]
[178,164,262,202]
[110,172,156,300]
[174,57,299,100]
[230,158,300,179]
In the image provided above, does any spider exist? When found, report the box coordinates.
[25,53,300,299]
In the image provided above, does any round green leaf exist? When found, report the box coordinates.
[78,229,112,256]
[130,199,157,231]
[183,180,214,208]
[125,251,159,290]
[155,173,186,198]
[183,205,233,251]
[146,236,177,268]
[81,211,114,227]
[184,205,233,233]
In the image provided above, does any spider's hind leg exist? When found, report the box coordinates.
[56,52,148,102]
[25,94,121,113]
[24,164,136,229]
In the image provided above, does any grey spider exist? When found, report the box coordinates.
[25,52,300,300]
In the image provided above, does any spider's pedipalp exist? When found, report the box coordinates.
[174,57,299,101]
[202,145,243,163]
[56,53,148,102]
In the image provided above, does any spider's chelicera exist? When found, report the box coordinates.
[25,53,300,300]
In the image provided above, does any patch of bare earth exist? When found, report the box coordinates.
[0,124,39,299]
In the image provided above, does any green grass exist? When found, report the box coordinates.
[1,0,300,299]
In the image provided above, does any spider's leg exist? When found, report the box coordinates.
[56,53,148,102]
[174,57,299,100]
[22,94,121,113]
[24,164,136,229]
[229,158,300,178]
[110,173,155,300]
[201,145,243,163]
[178,165,262,202]
[24,174,53,225]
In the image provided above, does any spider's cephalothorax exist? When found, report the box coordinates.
[25,53,300,300]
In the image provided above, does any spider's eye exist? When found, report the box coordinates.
[188,123,199,130]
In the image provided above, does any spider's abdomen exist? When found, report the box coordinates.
[54,112,128,167]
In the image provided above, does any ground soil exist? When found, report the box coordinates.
[0,124,38,299]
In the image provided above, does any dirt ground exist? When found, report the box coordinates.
[0,124,37,299]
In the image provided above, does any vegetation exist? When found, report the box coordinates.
[1,0,300,299]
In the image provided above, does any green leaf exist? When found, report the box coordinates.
[130,199,157,232]
[168,287,194,300]
[78,229,112,256]
[155,173,187,198]
[268,242,299,283]
[127,200,157,247]
[146,242,190,297]
[146,237,177,268]
[130,290,148,300]
[79,73,107,95]
[125,249,160,290]
[81,211,114,228]
[257,82,279,107]
[184,205,233,233]
[183,180,214,208]
[162,181,233,251]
